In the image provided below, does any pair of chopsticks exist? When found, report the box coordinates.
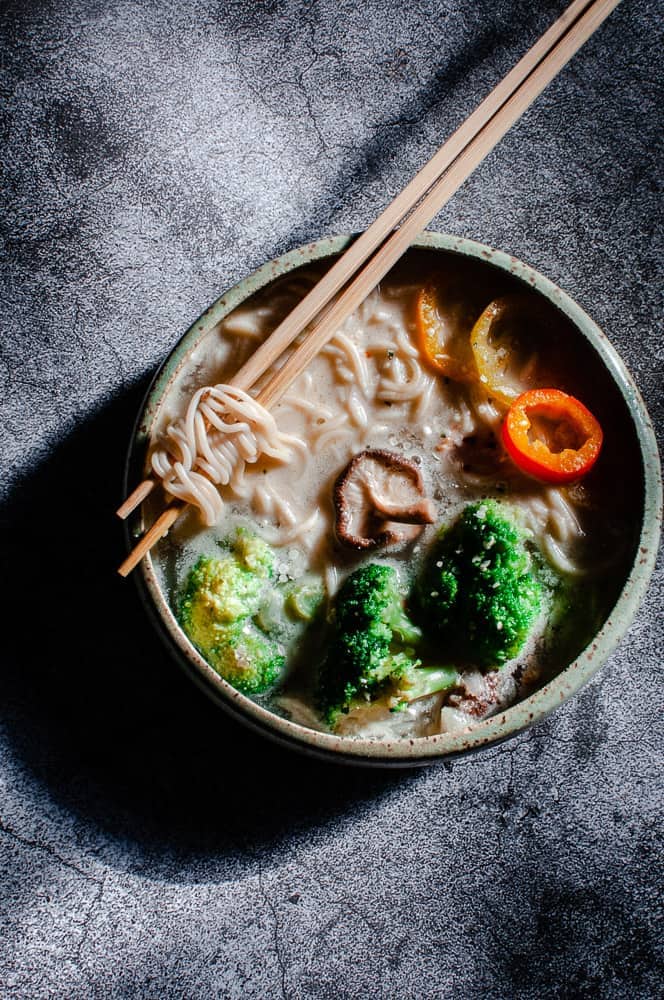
[117,0,620,577]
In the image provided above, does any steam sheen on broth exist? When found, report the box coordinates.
[149,250,638,740]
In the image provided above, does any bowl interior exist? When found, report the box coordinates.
[126,233,661,765]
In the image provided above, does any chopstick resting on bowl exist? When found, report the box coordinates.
[118,0,621,577]
[117,0,598,523]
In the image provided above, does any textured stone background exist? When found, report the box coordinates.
[1,1,662,997]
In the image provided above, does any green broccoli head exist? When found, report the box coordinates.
[233,528,275,578]
[318,563,435,727]
[203,621,284,694]
[334,563,422,645]
[416,501,542,668]
[319,626,418,728]
[178,531,283,695]
[179,552,265,638]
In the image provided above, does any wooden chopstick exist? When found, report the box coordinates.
[116,0,598,525]
[257,0,621,410]
[118,0,620,577]
[227,0,597,393]
[119,504,183,577]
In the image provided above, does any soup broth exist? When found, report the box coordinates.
[148,249,641,739]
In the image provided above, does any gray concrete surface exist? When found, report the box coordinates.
[1,1,662,997]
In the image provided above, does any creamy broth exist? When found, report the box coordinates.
[149,249,640,739]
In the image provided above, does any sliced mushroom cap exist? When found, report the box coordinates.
[334,449,435,550]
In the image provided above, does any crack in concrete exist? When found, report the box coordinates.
[72,876,105,974]
[256,857,289,1000]
[494,742,518,857]
[0,816,103,887]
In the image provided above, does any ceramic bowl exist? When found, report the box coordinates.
[124,233,661,766]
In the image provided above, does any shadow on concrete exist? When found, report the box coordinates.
[0,0,547,876]
[0,383,426,874]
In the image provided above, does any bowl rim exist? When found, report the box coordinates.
[125,231,662,765]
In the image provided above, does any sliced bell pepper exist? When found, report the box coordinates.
[415,285,477,382]
[501,388,603,484]
[470,295,536,406]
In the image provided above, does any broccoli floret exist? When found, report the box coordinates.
[233,528,275,578]
[179,547,268,634]
[284,577,325,622]
[319,626,416,728]
[178,531,283,694]
[415,501,542,668]
[318,564,455,728]
[204,622,284,695]
[254,575,325,643]
[334,563,422,645]
[336,622,405,688]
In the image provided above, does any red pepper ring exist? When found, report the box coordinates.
[502,388,603,485]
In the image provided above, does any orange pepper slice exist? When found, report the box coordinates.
[502,388,603,484]
[470,295,538,407]
[414,286,477,382]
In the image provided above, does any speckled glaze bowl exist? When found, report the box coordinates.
[124,233,661,766]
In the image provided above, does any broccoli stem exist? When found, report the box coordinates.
[398,666,459,702]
